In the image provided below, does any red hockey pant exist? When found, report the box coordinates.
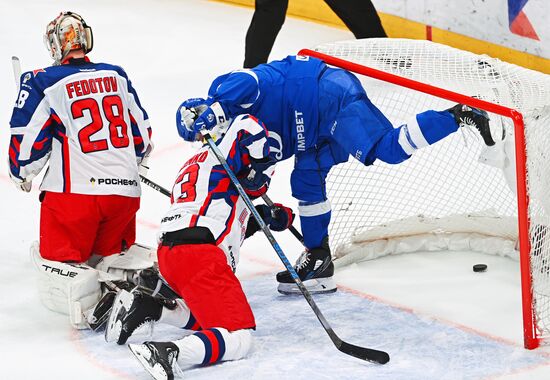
[157,243,256,331]
[40,191,140,262]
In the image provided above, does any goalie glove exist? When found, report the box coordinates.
[447,104,495,146]
[8,169,33,192]
[138,142,154,177]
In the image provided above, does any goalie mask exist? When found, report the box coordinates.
[44,12,93,65]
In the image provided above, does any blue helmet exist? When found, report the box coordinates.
[176,104,196,141]
[175,98,208,141]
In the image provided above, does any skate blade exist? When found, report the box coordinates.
[129,344,172,380]
[277,277,337,295]
[105,289,134,343]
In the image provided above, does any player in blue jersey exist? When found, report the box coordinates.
[8,11,156,328]
[176,55,494,295]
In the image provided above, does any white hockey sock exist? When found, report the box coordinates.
[174,328,253,366]
[158,299,199,330]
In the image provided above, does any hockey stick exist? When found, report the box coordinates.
[204,134,390,364]
[12,56,21,92]
[261,194,305,245]
[139,173,305,244]
[139,174,171,197]
[139,174,307,247]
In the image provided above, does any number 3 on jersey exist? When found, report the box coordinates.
[173,164,199,203]
[71,95,130,153]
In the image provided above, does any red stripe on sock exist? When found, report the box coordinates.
[202,330,220,363]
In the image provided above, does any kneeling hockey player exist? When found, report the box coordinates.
[105,111,294,379]
[176,55,495,295]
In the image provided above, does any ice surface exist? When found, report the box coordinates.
[69,276,549,380]
[2,0,550,379]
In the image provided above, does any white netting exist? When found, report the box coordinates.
[312,39,550,344]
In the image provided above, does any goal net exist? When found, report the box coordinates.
[298,39,550,349]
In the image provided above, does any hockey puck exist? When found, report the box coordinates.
[473,264,488,273]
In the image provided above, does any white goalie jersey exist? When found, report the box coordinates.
[8,58,152,196]
[159,114,272,268]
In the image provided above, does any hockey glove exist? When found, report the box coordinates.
[193,102,227,135]
[268,203,295,231]
[9,171,33,192]
[239,157,276,199]
[138,143,154,176]
[447,104,495,146]
[17,180,32,192]
[247,204,294,236]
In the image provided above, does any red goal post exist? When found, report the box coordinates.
[297,39,550,349]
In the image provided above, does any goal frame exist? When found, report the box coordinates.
[297,48,537,349]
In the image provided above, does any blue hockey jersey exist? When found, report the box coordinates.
[207,55,326,161]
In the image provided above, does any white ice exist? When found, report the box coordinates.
[1,0,550,379]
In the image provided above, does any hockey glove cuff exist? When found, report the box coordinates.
[193,102,227,135]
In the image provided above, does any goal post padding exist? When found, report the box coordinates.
[298,39,550,349]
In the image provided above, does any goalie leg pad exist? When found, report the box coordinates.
[93,244,156,282]
[30,242,102,329]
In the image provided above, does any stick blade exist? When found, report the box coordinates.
[11,56,21,92]
[338,341,390,364]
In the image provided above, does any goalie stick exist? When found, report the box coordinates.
[12,56,21,92]
[203,133,390,365]
[139,174,171,197]
[138,175,307,247]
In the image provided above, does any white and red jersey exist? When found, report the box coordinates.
[159,114,272,269]
[8,57,152,196]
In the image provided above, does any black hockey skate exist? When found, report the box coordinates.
[276,238,336,295]
[105,287,172,344]
[129,341,182,380]
[447,104,495,146]
[136,267,181,300]
[88,281,135,331]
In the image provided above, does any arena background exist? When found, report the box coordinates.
[220,0,550,74]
